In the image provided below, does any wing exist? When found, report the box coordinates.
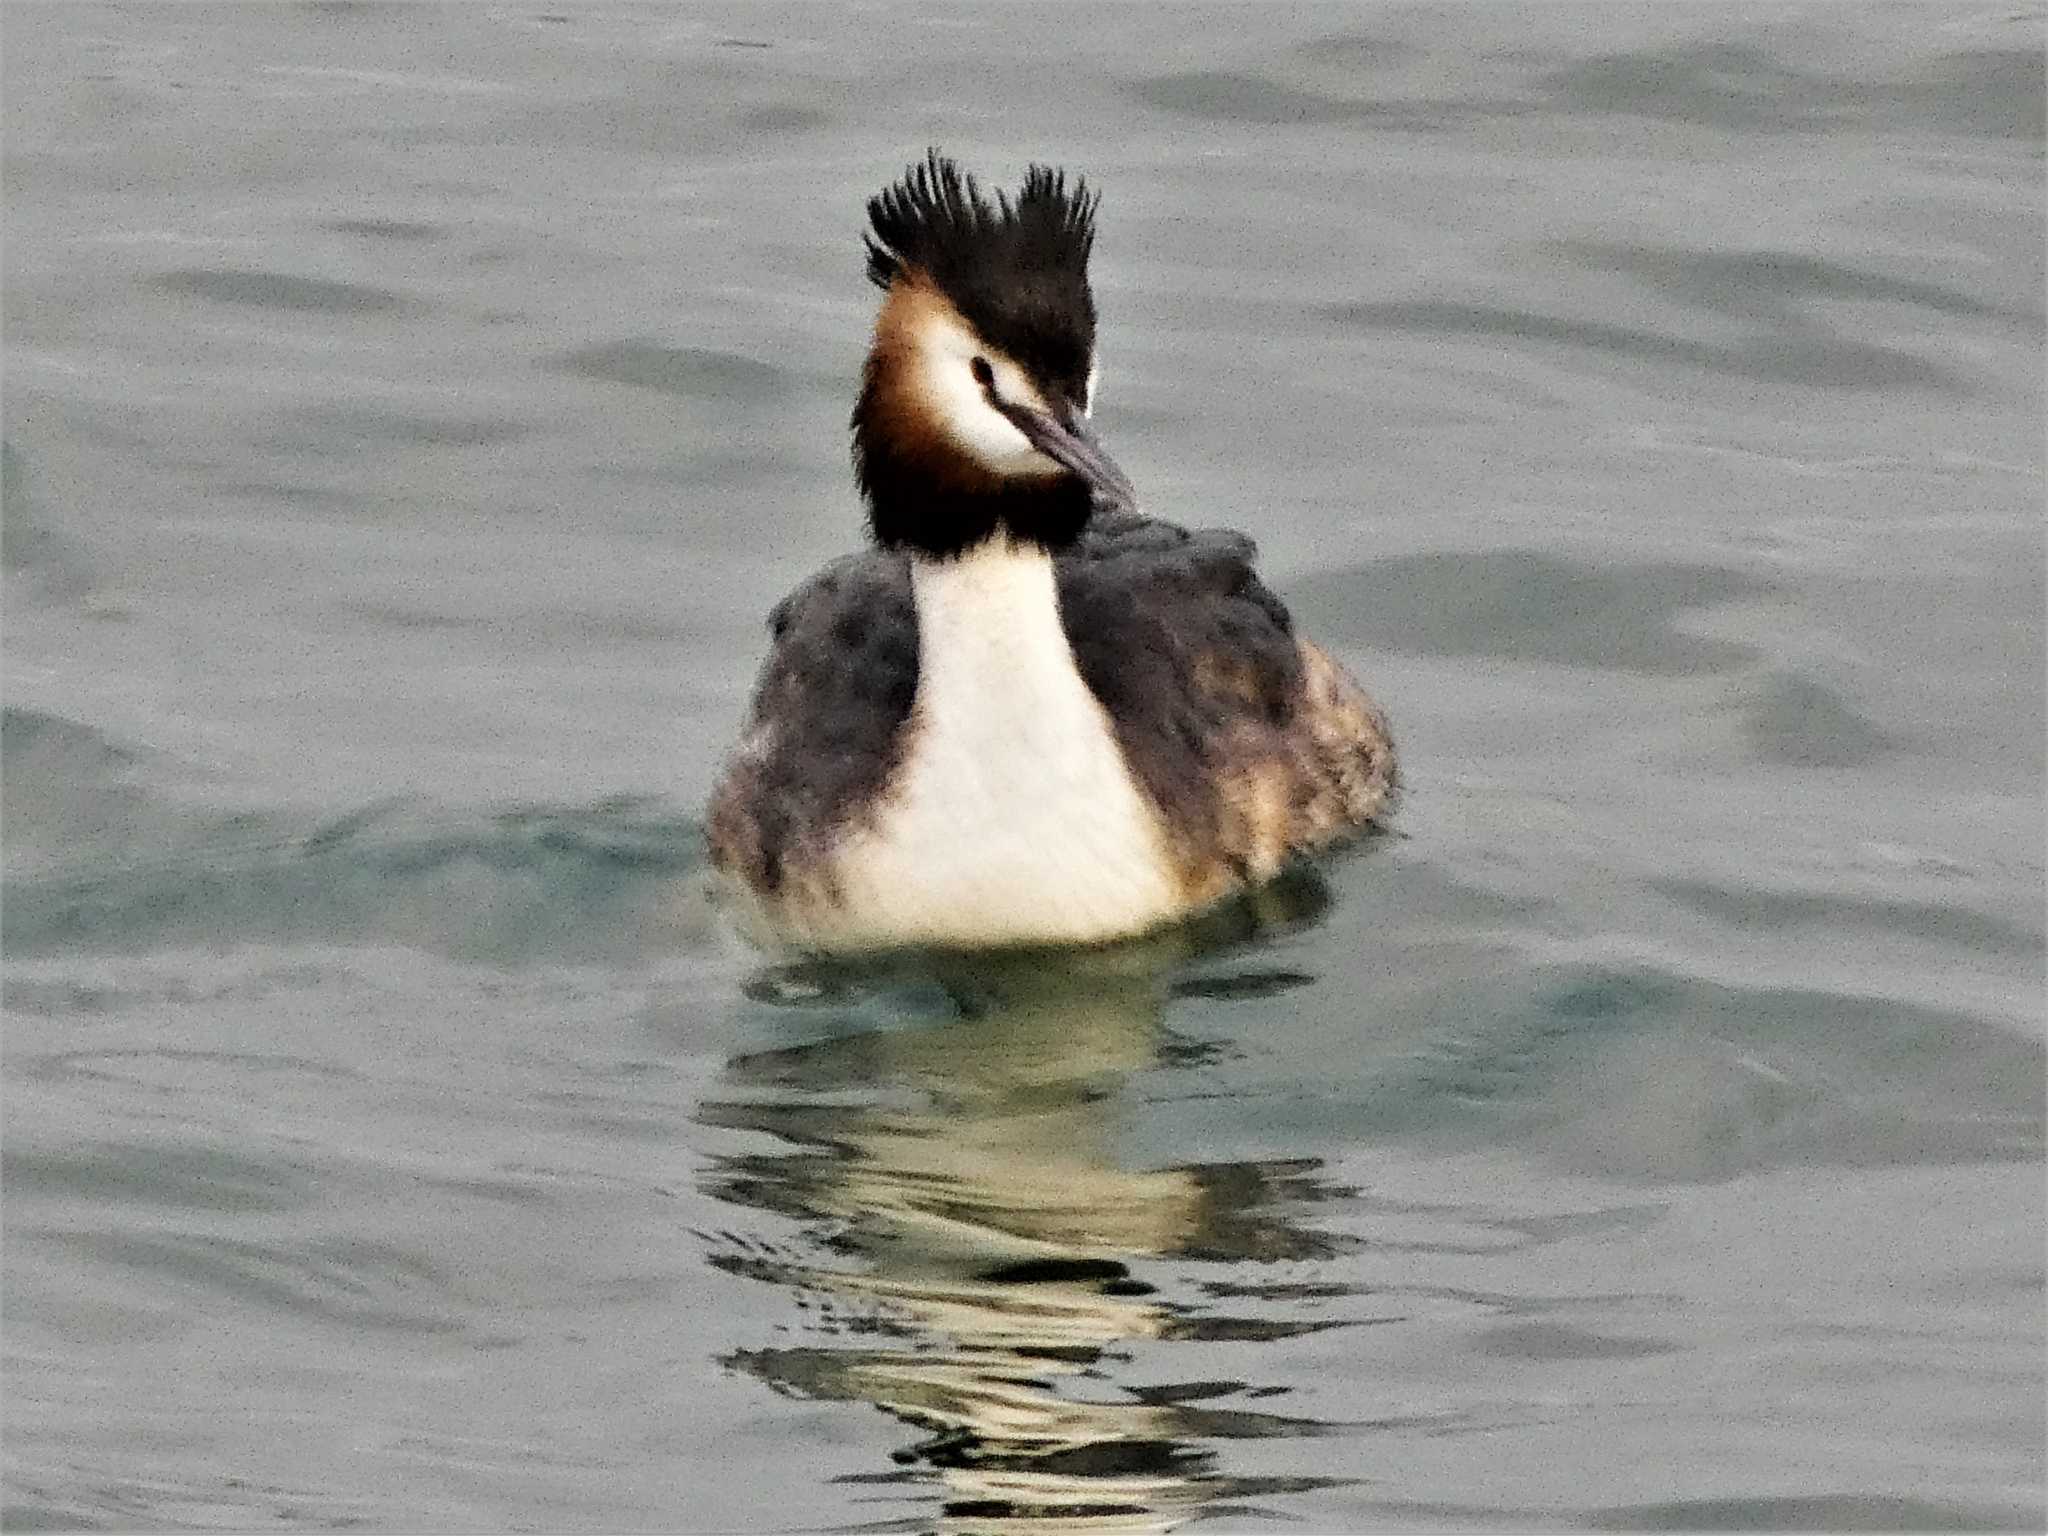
[706,549,917,897]
[1057,511,1396,900]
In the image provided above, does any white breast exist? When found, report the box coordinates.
[796,538,1184,951]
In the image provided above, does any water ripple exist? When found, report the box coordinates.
[1,753,705,965]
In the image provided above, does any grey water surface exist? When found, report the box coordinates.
[4,4,2044,1531]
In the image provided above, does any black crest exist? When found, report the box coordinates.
[864,149,1101,401]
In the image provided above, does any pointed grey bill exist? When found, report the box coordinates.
[995,399,1138,513]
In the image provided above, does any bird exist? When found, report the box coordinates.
[706,151,1395,953]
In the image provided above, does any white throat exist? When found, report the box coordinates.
[910,536,1090,752]
[815,535,1180,949]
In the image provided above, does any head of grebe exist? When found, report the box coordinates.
[851,150,1135,561]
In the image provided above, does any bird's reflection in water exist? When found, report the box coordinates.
[696,874,1362,1532]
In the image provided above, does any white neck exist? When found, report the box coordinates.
[909,535,1080,743]
[806,534,1180,949]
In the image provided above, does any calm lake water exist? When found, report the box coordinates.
[4,4,2044,1531]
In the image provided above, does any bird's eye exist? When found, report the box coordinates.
[969,356,994,390]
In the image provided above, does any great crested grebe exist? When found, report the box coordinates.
[707,152,1395,952]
